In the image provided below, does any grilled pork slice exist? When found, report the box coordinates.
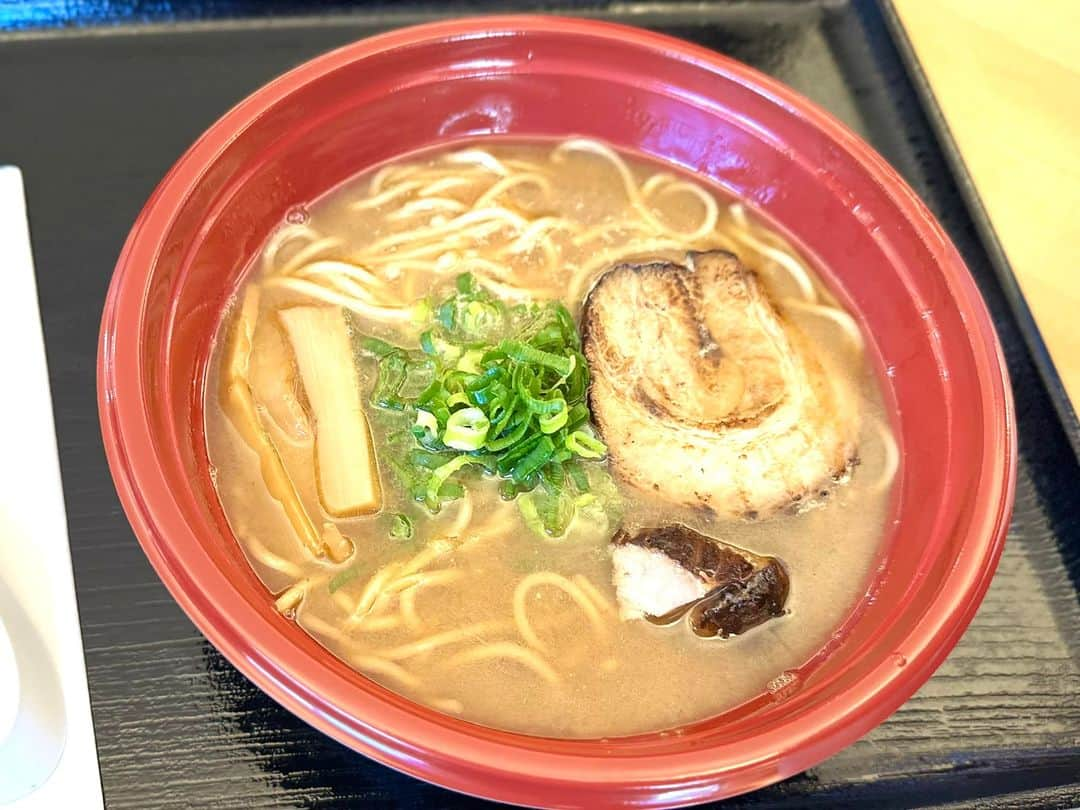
[611,524,789,638]
[583,250,858,519]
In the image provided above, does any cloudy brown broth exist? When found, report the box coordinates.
[204,140,896,737]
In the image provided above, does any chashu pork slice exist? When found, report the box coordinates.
[612,524,789,638]
[583,250,859,519]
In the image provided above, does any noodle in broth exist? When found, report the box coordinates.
[204,139,896,737]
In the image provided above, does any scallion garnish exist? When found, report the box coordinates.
[364,274,613,533]
[443,407,490,451]
[414,409,438,437]
[425,454,476,510]
[566,429,607,459]
[390,513,414,540]
[538,400,568,434]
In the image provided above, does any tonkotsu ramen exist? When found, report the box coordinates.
[204,138,897,737]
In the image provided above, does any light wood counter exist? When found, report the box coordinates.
[893,0,1080,405]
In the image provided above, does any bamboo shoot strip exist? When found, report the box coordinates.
[220,287,328,559]
[280,305,383,517]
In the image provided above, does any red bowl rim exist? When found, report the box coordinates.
[97,15,1017,807]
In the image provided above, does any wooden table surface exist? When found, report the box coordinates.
[894,0,1080,406]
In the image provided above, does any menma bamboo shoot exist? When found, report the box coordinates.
[279,305,383,517]
[220,287,329,559]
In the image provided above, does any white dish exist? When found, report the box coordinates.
[0,166,102,808]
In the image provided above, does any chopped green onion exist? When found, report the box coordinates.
[328,565,362,594]
[498,340,574,376]
[535,489,574,536]
[497,433,545,476]
[554,303,579,348]
[471,380,507,407]
[410,299,432,325]
[390,513,413,540]
[415,378,443,408]
[518,488,574,538]
[564,352,590,400]
[528,322,565,350]
[538,400,568,433]
[517,492,545,537]
[371,351,408,409]
[372,274,612,518]
[565,402,590,432]
[425,454,475,510]
[436,299,457,331]
[439,480,466,500]
[488,396,518,434]
[414,409,438,436]
[420,330,462,364]
[539,460,565,490]
[443,407,490,451]
[456,348,485,375]
[566,429,607,459]
[466,365,505,389]
[511,435,556,482]
[486,416,531,452]
[470,453,500,475]
[446,391,472,408]
[461,300,503,338]
[519,384,566,415]
[565,460,590,492]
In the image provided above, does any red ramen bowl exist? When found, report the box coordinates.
[98,16,1015,808]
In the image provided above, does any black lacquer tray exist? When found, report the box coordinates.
[1,1,1077,807]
